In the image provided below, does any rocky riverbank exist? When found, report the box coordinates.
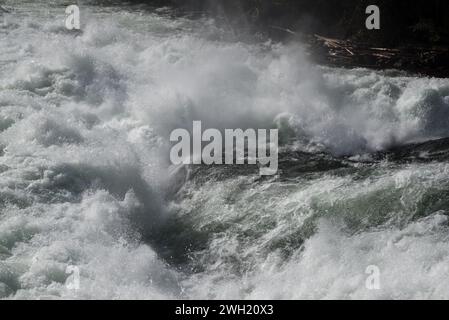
[308,35,449,78]
[155,0,449,78]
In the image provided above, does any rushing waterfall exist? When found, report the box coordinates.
[1,0,449,299]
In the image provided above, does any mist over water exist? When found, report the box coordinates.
[1,0,449,299]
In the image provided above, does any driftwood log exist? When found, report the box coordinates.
[309,34,449,78]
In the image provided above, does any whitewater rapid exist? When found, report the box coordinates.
[1,0,449,299]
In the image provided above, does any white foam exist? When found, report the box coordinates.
[1,1,449,300]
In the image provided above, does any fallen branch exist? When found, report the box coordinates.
[310,34,449,78]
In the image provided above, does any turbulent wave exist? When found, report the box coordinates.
[1,0,449,299]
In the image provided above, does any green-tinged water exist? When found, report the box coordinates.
[1,0,449,299]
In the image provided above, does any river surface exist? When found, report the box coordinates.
[1,0,449,299]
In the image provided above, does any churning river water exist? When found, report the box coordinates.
[1,0,449,299]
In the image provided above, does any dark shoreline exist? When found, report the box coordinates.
[307,35,449,79]
[109,0,449,78]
